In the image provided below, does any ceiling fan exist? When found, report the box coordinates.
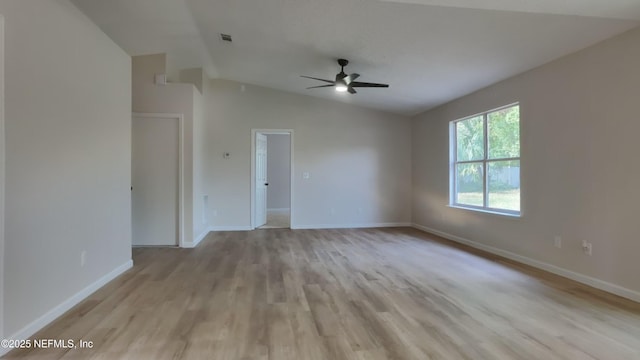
[301,59,389,94]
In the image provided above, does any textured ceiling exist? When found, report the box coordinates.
[71,0,640,115]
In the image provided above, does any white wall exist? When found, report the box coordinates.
[412,26,640,297]
[1,0,132,338]
[266,134,290,210]
[180,68,204,95]
[205,79,412,229]
[191,69,208,242]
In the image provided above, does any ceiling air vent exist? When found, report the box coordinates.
[220,33,232,42]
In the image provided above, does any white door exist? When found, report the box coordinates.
[255,133,268,227]
[132,116,179,246]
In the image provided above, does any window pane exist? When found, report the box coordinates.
[488,105,520,159]
[456,116,484,161]
[456,163,484,207]
[488,160,520,211]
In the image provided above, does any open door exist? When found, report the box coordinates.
[255,133,268,228]
[252,130,293,229]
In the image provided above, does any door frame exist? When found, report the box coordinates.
[132,113,185,247]
[250,129,294,229]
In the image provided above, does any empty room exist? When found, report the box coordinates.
[1,0,640,359]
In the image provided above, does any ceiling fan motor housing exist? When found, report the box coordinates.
[336,59,349,81]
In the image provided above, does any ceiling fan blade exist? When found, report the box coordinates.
[300,75,334,84]
[348,87,357,94]
[306,84,334,89]
[350,81,389,88]
[344,73,360,84]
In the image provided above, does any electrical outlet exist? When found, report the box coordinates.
[213,210,218,217]
[582,240,592,256]
[554,236,562,248]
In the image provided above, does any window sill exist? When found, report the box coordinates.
[447,204,522,219]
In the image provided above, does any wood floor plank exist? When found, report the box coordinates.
[5,228,640,359]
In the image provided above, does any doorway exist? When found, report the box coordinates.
[251,130,293,229]
[132,113,183,246]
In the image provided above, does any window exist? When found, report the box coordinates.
[450,104,520,215]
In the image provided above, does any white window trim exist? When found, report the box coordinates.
[449,103,521,217]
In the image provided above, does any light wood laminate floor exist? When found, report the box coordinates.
[259,209,290,229]
[6,228,640,359]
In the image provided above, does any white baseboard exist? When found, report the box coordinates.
[412,223,640,303]
[210,225,253,232]
[292,222,411,230]
[184,228,210,248]
[209,223,410,231]
[2,260,133,356]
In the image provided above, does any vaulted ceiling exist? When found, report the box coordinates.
[71,0,640,115]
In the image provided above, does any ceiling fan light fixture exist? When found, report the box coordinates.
[335,78,348,92]
[301,59,389,94]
